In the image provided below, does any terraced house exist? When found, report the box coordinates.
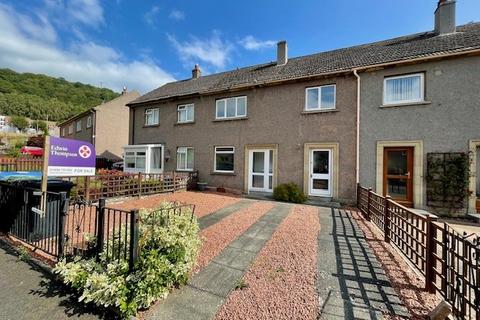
[59,89,140,161]
[127,0,480,209]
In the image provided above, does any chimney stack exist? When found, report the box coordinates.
[122,86,128,95]
[435,0,456,35]
[277,41,288,66]
[192,64,201,79]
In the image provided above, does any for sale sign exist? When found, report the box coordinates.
[47,137,96,176]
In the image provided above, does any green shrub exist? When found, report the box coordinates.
[53,202,201,318]
[273,182,308,203]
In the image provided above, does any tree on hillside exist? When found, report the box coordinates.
[31,120,49,135]
[10,115,28,131]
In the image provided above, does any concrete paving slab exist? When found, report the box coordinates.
[190,262,244,298]
[198,200,253,230]
[317,208,410,319]
[212,246,258,271]
[147,285,224,320]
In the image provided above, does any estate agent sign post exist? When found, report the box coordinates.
[40,136,96,212]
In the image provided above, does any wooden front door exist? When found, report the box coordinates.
[383,147,414,207]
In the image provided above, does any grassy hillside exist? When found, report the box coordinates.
[0,68,120,122]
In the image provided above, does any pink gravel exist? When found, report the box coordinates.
[349,209,438,319]
[109,191,241,218]
[215,205,320,320]
[194,201,276,272]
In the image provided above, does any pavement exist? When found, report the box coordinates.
[0,199,410,320]
[316,208,409,319]
[0,241,108,320]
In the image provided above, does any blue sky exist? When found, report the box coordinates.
[0,0,479,93]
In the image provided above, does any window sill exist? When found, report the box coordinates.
[380,101,431,108]
[212,116,248,122]
[143,124,160,128]
[211,171,236,176]
[174,121,195,126]
[301,109,338,115]
[176,169,194,172]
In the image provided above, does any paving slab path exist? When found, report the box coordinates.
[145,203,292,320]
[316,208,410,319]
[197,199,254,230]
[0,241,106,320]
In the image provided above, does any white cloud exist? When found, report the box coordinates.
[168,31,233,69]
[169,9,185,21]
[44,0,104,28]
[144,6,160,27]
[0,4,174,93]
[239,35,276,50]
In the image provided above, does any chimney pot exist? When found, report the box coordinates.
[435,0,456,35]
[122,86,127,95]
[192,64,201,79]
[277,41,288,66]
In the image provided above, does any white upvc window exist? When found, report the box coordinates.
[177,147,194,171]
[214,146,235,173]
[305,85,336,111]
[68,124,73,134]
[383,73,424,105]
[216,96,247,119]
[87,115,92,128]
[123,144,164,174]
[145,108,159,126]
[177,104,194,123]
[76,120,82,132]
[124,150,146,170]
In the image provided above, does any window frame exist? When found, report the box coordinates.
[214,146,235,173]
[215,96,247,119]
[76,120,82,132]
[144,108,159,126]
[68,124,73,134]
[62,127,66,136]
[305,84,336,111]
[86,115,92,128]
[177,104,195,123]
[176,147,194,171]
[383,73,425,106]
[124,149,147,171]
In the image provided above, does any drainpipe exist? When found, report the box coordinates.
[91,109,96,147]
[353,69,361,185]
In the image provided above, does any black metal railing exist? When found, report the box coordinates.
[0,182,68,258]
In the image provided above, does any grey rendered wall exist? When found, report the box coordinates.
[60,114,93,144]
[131,76,357,203]
[359,55,480,207]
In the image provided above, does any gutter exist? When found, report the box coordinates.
[353,69,361,185]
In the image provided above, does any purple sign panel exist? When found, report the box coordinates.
[47,137,96,176]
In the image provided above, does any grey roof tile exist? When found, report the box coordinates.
[130,23,480,105]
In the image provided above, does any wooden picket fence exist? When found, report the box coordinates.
[357,184,480,319]
[63,171,198,201]
[0,156,43,171]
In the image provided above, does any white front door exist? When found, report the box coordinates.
[248,149,273,192]
[309,149,332,197]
